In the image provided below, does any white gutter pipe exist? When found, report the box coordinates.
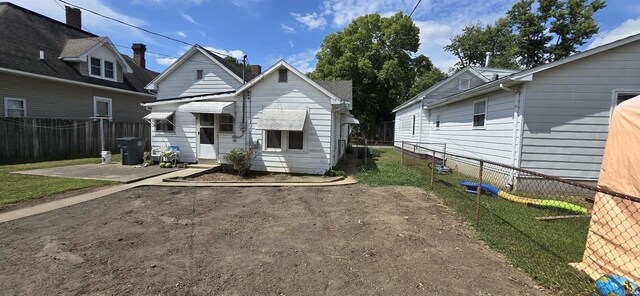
[500,83,520,190]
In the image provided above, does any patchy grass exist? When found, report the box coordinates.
[0,156,119,205]
[350,148,595,295]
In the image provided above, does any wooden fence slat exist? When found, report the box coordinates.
[0,118,150,164]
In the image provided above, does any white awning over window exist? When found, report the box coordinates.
[177,101,235,115]
[256,109,307,131]
[143,111,174,120]
[341,113,360,125]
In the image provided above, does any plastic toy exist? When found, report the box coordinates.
[595,274,640,296]
[460,181,589,214]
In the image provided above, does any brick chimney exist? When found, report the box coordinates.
[65,6,82,30]
[250,65,262,76]
[132,43,146,69]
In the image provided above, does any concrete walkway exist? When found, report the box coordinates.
[13,163,180,183]
[0,168,358,224]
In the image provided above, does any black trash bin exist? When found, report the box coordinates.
[115,137,144,165]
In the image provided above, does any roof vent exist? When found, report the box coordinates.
[493,74,499,80]
[39,50,44,60]
[484,52,492,67]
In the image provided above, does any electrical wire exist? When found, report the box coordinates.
[409,0,422,17]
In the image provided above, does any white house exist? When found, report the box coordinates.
[141,45,357,175]
[394,33,640,184]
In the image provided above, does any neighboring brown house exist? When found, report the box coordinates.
[0,2,157,123]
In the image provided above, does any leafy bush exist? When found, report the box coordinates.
[224,146,255,176]
[368,148,381,158]
[325,169,346,177]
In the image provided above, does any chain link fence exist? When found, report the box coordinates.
[397,141,639,295]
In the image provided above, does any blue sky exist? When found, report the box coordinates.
[12,0,640,73]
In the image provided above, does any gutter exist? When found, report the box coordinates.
[424,76,530,110]
[0,67,155,98]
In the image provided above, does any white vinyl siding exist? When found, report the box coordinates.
[393,102,422,148]
[150,103,198,162]
[156,51,242,100]
[520,41,640,181]
[426,90,516,164]
[4,97,26,118]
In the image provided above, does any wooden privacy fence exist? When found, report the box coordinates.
[0,118,150,163]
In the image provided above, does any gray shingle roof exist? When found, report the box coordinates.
[199,46,256,82]
[0,3,157,93]
[314,80,353,108]
[59,37,104,58]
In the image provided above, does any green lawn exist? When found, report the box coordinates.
[349,148,595,295]
[0,156,120,205]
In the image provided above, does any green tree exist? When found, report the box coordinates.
[311,12,443,136]
[445,0,606,69]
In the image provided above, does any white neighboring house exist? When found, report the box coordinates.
[142,45,357,174]
[393,33,640,184]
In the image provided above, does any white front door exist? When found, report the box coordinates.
[198,113,217,159]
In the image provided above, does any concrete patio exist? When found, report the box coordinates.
[12,163,181,183]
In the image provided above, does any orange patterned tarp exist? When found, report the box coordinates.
[576,96,640,283]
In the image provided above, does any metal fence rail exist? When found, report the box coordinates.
[395,141,640,295]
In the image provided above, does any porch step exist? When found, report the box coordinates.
[197,159,219,165]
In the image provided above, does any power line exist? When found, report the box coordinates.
[56,0,192,46]
[409,0,422,18]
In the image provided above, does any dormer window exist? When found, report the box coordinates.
[89,56,117,81]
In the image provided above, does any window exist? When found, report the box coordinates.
[5,98,26,118]
[93,97,112,119]
[616,93,637,105]
[89,57,117,80]
[288,131,304,150]
[196,70,204,80]
[266,130,282,149]
[264,130,305,151]
[412,115,416,135]
[90,57,101,76]
[278,69,288,83]
[459,77,471,90]
[473,99,487,128]
[155,114,174,132]
[104,61,114,79]
[435,114,441,129]
[219,114,234,132]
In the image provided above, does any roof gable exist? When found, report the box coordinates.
[146,45,248,90]
[235,60,341,104]
[60,36,133,73]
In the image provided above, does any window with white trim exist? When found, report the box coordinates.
[89,57,117,81]
[459,77,471,90]
[196,70,204,80]
[264,130,304,151]
[155,114,174,132]
[473,99,487,128]
[278,69,288,83]
[93,97,112,119]
[616,93,637,106]
[219,114,234,132]
[5,97,26,118]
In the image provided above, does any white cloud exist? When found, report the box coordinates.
[177,31,186,38]
[281,24,296,34]
[289,40,295,48]
[284,48,320,74]
[204,47,246,60]
[156,57,178,66]
[181,12,199,25]
[588,18,640,49]
[291,12,327,30]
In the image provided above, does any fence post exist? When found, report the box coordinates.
[475,160,484,227]
[401,141,404,165]
[412,143,416,165]
[364,139,368,165]
[431,150,435,189]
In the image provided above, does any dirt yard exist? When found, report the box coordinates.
[0,185,542,295]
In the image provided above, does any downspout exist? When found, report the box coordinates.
[232,55,248,146]
[500,83,520,190]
